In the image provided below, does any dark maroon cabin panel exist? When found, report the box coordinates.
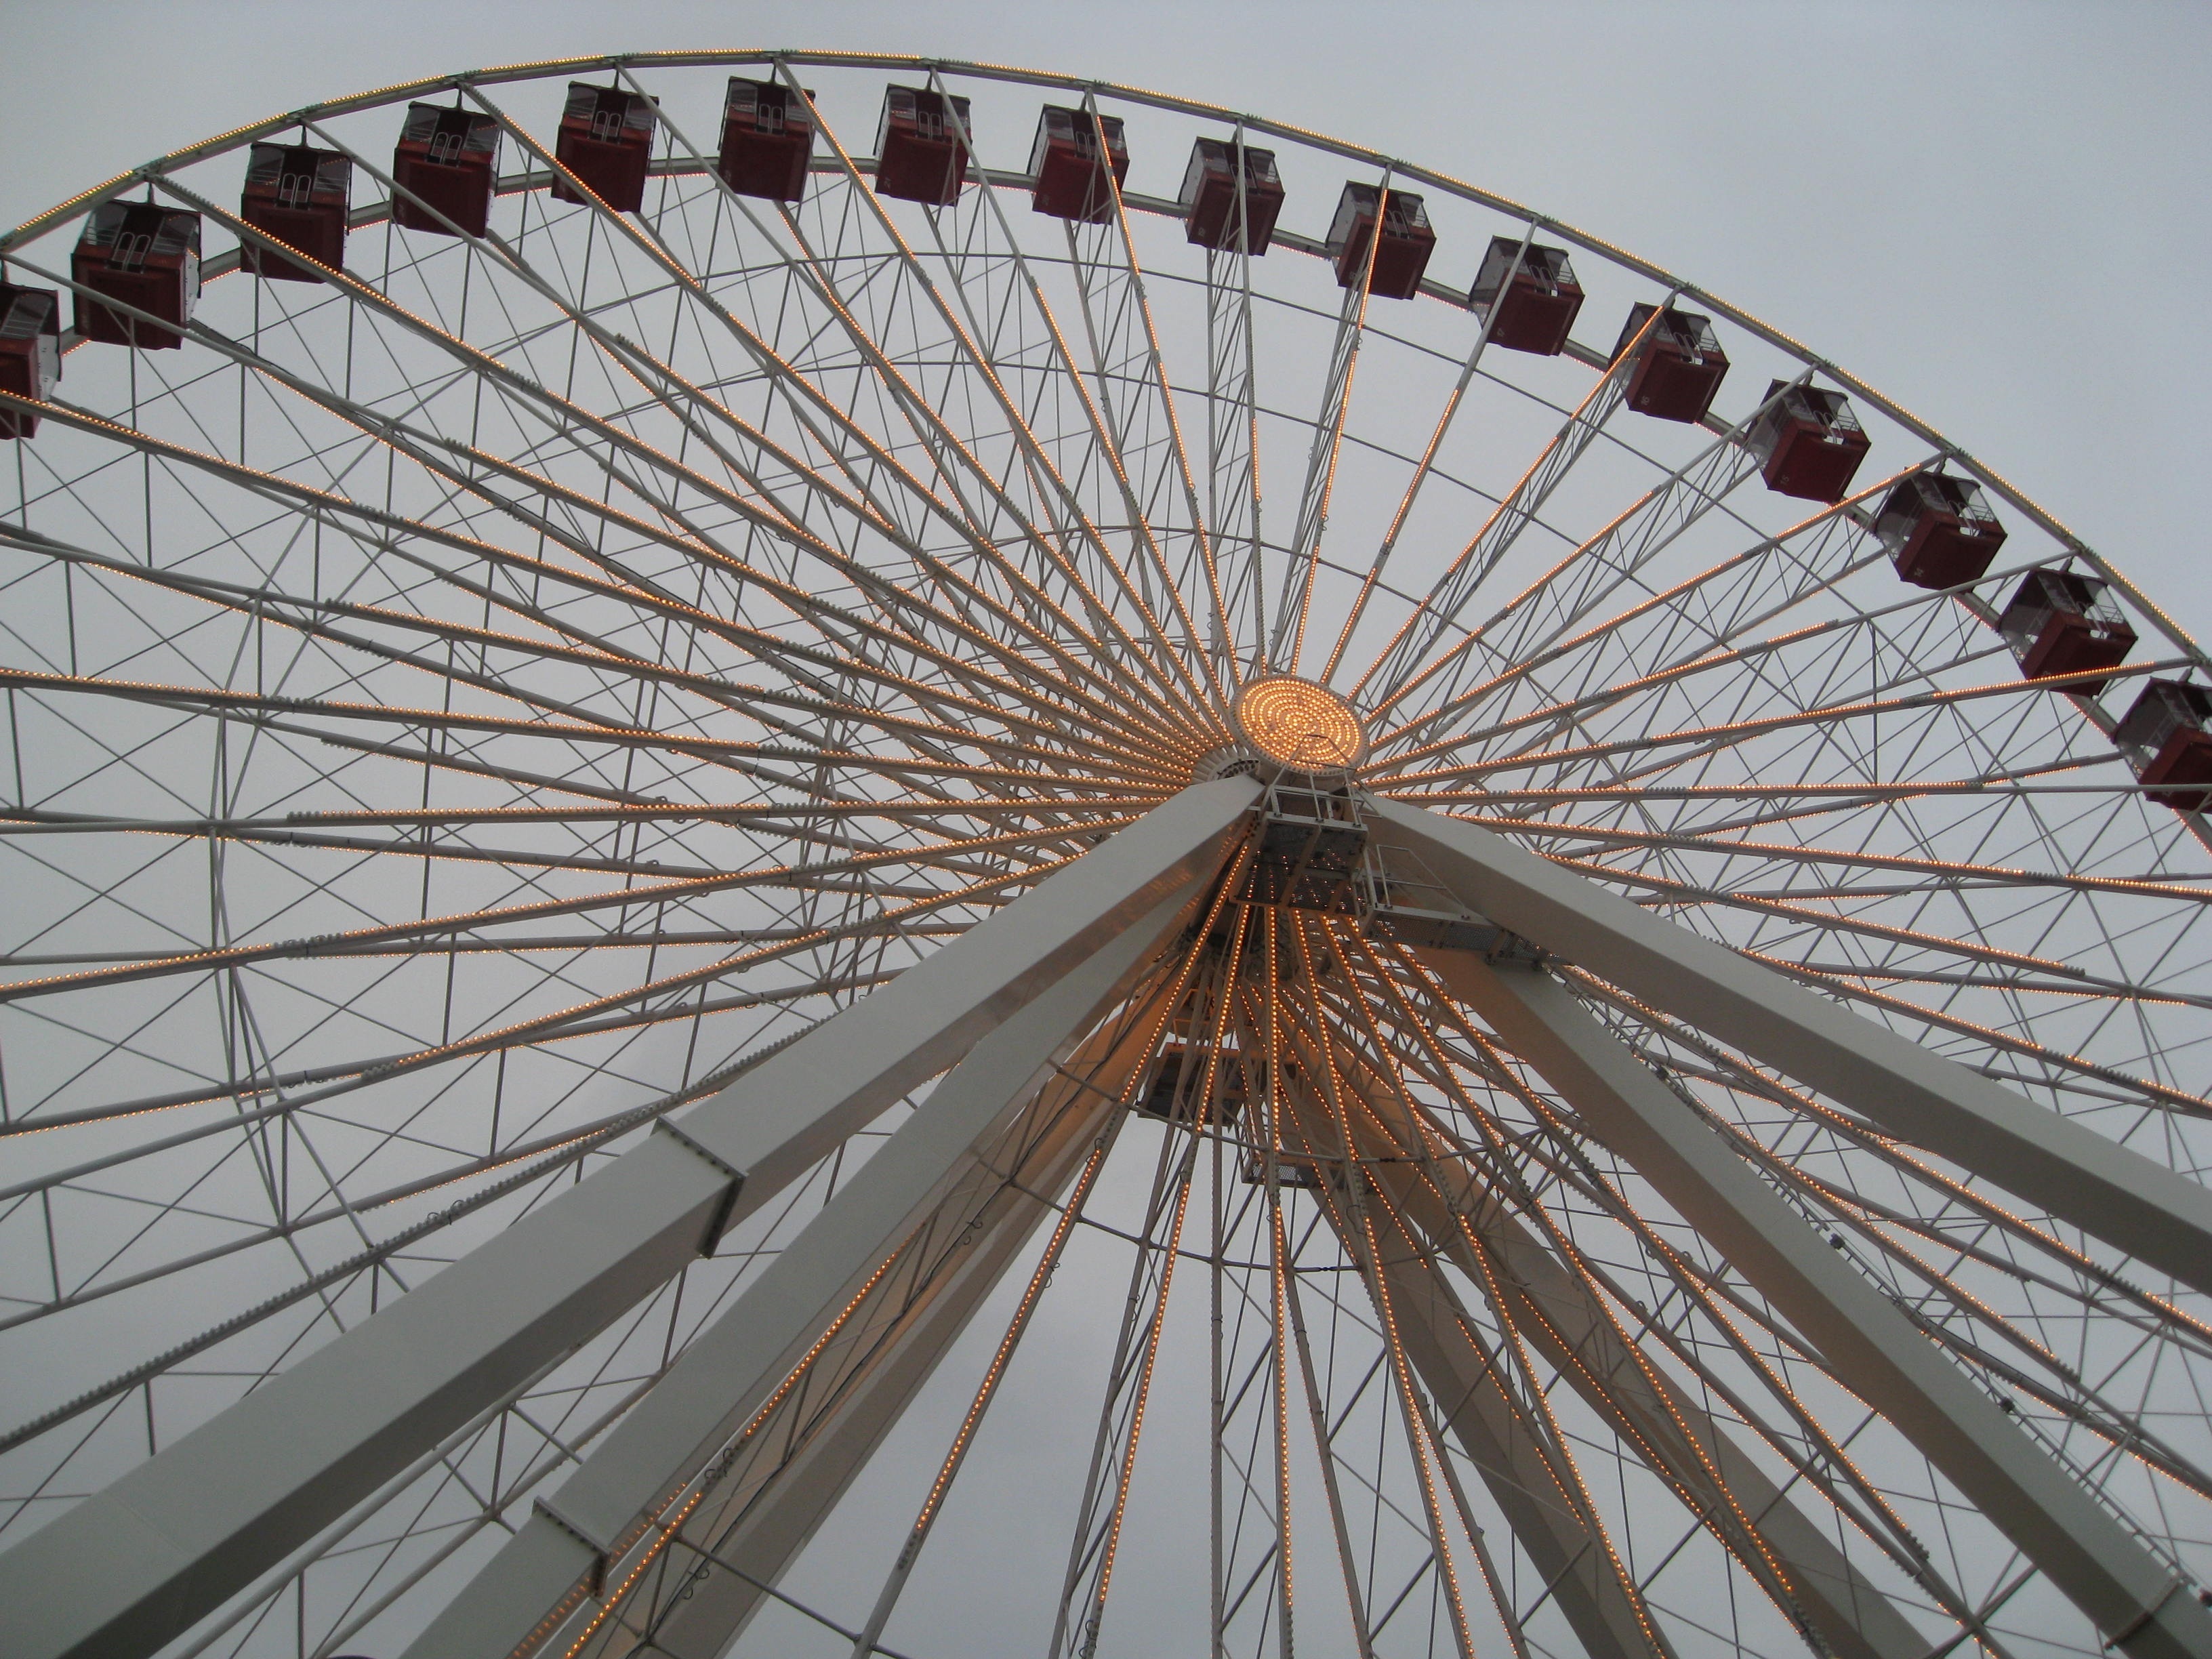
[1998,569,2137,693]
[72,202,201,350]
[1180,137,1283,253]
[718,78,815,203]
[1328,182,1434,300]
[1029,106,1129,223]
[241,143,351,282]
[1875,472,2009,590]
[2116,679,2212,812]
[1744,380,1870,502]
[1471,236,1584,355]
[0,283,60,438]
[1611,302,1728,422]
[393,104,500,238]
[553,84,657,213]
[875,86,971,207]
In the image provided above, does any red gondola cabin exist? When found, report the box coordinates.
[72,202,201,350]
[875,86,971,206]
[552,84,656,213]
[718,77,815,203]
[2115,680,2212,812]
[1875,472,2009,590]
[1180,138,1284,254]
[1471,236,1584,355]
[1328,183,1434,299]
[1611,303,1728,422]
[1997,569,2137,692]
[392,104,501,238]
[1029,105,1128,223]
[0,284,60,438]
[1744,380,1870,503]
[241,143,350,282]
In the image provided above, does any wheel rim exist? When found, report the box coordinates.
[1,52,2207,1659]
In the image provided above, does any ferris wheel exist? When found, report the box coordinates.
[3,46,2212,1659]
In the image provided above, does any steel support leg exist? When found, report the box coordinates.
[1376,1244,1665,1659]
[1284,954,2082,1656]
[630,989,1167,1659]
[1361,797,2212,1300]
[405,883,1197,1657]
[1271,1045,1670,1659]
[0,778,1256,1659]
[1312,1162,1676,1656]
[1431,949,2212,1659]
[1337,1084,1931,1659]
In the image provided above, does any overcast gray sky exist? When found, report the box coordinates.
[3,0,2207,639]
[2,8,2207,1651]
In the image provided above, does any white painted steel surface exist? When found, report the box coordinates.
[1276,1000,1930,1659]
[1365,796,2212,1297]
[0,781,1254,1659]
[1429,947,2212,1659]
[636,1004,1163,1659]
[1375,1153,1933,1659]
[406,882,1200,1658]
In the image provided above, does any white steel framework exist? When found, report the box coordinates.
[0,48,2208,1659]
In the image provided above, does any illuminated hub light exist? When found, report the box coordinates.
[1232,675,1370,773]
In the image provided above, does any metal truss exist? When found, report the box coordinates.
[0,49,2207,1659]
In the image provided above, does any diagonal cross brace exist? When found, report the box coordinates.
[1426,947,2212,1659]
[0,778,1258,1659]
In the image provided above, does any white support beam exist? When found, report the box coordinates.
[1270,1029,1671,1659]
[1279,1028,1924,1659]
[609,987,1166,1659]
[638,1145,1073,1659]
[1349,1193,1676,1659]
[1377,1255,1667,1659]
[1433,950,2212,1659]
[1362,796,2212,1299]
[1361,1120,1933,1659]
[0,778,1256,1659]
[405,883,1197,1657]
